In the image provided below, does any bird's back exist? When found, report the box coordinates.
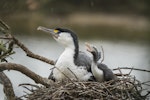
[97,63,115,81]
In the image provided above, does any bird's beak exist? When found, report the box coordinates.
[85,42,93,52]
[37,26,59,38]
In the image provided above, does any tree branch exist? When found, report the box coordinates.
[0,72,16,100]
[12,36,55,65]
[113,67,150,73]
[1,19,55,65]
[0,63,53,87]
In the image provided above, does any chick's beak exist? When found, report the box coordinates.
[37,26,59,38]
[85,42,93,53]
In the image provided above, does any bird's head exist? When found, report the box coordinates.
[85,43,101,62]
[37,26,78,48]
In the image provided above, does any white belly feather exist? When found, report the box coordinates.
[53,48,91,81]
[91,62,104,82]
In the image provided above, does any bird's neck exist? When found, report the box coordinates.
[65,39,79,59]
[73,45,79,61]
[57,38,79,65]
[92,52,98,63]
[65,44,79,60]
[64,47,76,61]
[55,47,74,67]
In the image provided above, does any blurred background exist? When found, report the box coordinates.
[0,0,150,99]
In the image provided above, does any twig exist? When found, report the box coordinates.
[0,72,16,100]
[12,36,55,65]
[67,67,79,81]
[113,67,150,73]
[0,19,55,65]
[19,83,40,89]
[128,67,133,75]
[114,73,129,76]
[0,37,12,39]
[0,63,53,87]
[21,86,33,92]
[0,19,10,30]
[100,46,104,63]
[142,81,150,84]
[54,66,78,86]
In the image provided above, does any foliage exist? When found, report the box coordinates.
[0,41,15,62]
[0,20,15,62]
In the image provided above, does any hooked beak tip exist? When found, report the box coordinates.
[37,26,54,33]
[37,26,59,38]
[37,26,43,31]
[85,42,92,52]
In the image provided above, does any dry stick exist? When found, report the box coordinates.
[12,36,55,65]
[0,72,16,100]
[142,81,150,84]
[128,68,133,75]
[113,67,150,73]
[54,66,78,86]
[100,46,104,63]
[0,63,53,87]
[0,37,12,39]
[118,68,125,99]
[0,19,10,30]
[0,19,55,65]
[67,67,79,81]
[128,81,145,99]
[21,86,33,92]
[19,83,40,89]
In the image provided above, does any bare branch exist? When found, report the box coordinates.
[0,19,55,65]
[100,46,104,63]
[113,67,150,73]
[0,37,12,39]
[0,63,53,87]
[12,36,55,65]
[54,66,78,85]
[19,83,40,89]
[67,67,79,81]
[0,19,10,30]
[0,72,16,100]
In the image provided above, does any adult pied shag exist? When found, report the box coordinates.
[37,26,94,81]
[86,43,115,82]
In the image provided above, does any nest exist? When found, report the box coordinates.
[21,74,149,100]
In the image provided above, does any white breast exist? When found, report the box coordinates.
[53,48,90,81]
[91,62,104,82]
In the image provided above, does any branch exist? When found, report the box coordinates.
[0,19,55,65]
[0,72,16,100]
[0,19,10,30]
[12,36,55,65]
[0,63,53,87]
[113,67,150,73]
[100,46,104,63]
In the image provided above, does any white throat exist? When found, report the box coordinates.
[91,62,104,82]
[58,47,75,64]
[53,47,76,81]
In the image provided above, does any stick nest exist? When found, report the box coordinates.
[22,74,149,100]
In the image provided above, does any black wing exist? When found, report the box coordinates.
[97,63,115,81]
[75,51,92,72]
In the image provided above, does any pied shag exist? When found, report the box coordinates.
[37,26,94,81]
[86,43,115,82]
